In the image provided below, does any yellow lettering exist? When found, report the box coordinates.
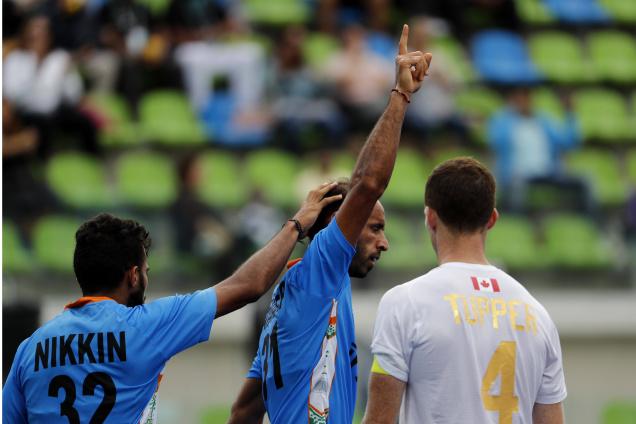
[443,294,462,324]
[508,300,525,332]
[463,297,478,325]
[525,303,537,335]
[491,299,507,329]
[476,296,490,325]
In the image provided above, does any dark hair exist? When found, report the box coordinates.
[74,213,151,295]
[425,157,496,233]
[306,179,350,240]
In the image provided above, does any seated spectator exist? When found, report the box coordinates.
[3,14,99,157]
[488,87,593,214]
[170,155,239,278]
[270,26,344,152]
[405,16,468,144]
[323,24,393,130]
[3,99,59,234]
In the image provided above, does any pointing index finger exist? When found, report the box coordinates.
[399,24,409,55]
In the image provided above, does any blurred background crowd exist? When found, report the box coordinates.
[3,0,636,422]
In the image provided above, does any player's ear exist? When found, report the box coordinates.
[486,208,499,230]
[424,207,437,231]
[126,266,140,288]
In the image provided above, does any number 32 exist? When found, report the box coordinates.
[48,372,116,424]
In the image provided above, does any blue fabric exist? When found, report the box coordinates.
[248,218,358,423]
[472,30,542,84]
[488,107,581,186]
[3,289,216,424]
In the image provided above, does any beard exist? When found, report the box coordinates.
[126,288,146,307]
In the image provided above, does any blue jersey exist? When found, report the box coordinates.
[3,288,217,423]
[248,219,358,423]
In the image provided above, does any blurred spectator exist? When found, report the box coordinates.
[488,87,592,213]
[316,0,391,34]
[269,26,344,151]
[237,190,285,248]
[3,99,59,232]
[3,14,99,156]
[167,0,242,44]
[170,155,237,277]
[99,0,182,113]
[323,24,392,130]
[295,151,346,200]
[405,17,468,144]
[175,38,266,113]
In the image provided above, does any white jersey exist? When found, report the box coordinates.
[371,262,566,424]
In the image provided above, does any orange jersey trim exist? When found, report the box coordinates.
[65,296,114,309]
[287,258,302,269]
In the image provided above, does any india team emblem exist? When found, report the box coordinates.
[308,299,338,424]
[471,276,501,293]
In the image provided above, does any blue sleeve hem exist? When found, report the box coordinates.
[199,287,217,343]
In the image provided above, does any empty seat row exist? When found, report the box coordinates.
[472,30,636,84]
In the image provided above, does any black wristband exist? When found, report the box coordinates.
[286,219,306,240]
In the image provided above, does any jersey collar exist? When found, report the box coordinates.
[287,258,302,269]
[65,296,115,309]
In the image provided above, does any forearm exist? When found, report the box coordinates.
[350,92,408,193]
[214,222,298,318]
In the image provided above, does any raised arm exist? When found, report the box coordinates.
[336,24,432,244]
[214,182,342,318]
[361,372,406,424]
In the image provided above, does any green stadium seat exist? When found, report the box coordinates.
[566,150,627,206]
[245,149,299,209]
[243,0,309,26]
[3,221,32,274]
[599,0,636,23]
[136,0,170,16]
[46,152,115,210]
[379,215,437,272]
[543,214,613,269]
[627,150,636,184]
[382,150,431,209]
[456,87,504,144]
[197,151,248,209]
[331,151,356,175]
[487,216,541,270]
[115,151,177,209]
[431,147,485,167]
[139,90,205,146]
[88,93,137,147]
[573,89,632,141]
[532,88,565,121]
[431,37,476,84]
[602,401,636,424]
[302,33,340,70]
[33,216,81,274]
[515,0,555,24]
[529,32,590,83]
[588,31,636,84]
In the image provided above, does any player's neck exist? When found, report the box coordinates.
[435,230,490,266]
[84,287,128,306]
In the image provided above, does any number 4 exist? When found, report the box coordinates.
[481,341,519,424]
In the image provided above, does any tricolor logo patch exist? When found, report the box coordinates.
[471,276,500,293]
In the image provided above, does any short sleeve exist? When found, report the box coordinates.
[246,353,262,380]
[370,286,413,383]
[133,287,217,360]
[292,218,356,297]
[536,321,567,404]
[2,342,28,424]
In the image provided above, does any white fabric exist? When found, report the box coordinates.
[371,262,566,424]
[3,50,83,114]
[511,118,552,178]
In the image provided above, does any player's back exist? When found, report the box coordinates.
[372,262,566,424]
[4,289,216,424]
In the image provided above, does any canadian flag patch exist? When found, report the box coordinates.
[471,276,501,293]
